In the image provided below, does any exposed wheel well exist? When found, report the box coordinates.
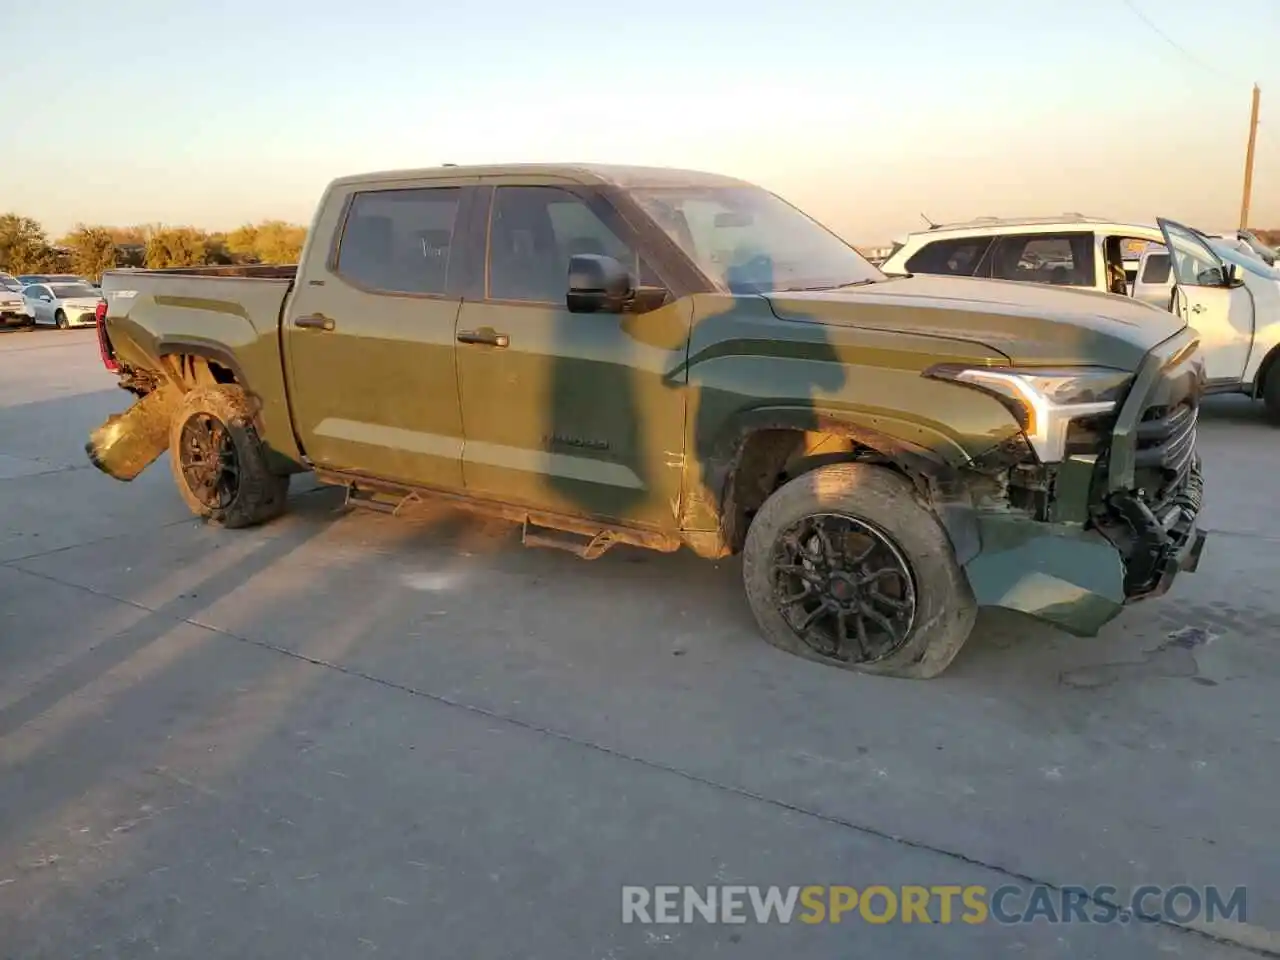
[165,353,240,390]
[722,428,920,551]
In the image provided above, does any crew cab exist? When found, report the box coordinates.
[882,215,1280,419]
[86,164,1207,679]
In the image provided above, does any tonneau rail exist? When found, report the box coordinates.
[104,264,297,280]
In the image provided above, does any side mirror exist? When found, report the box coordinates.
[40,294,52,302]
[567,254,632,313]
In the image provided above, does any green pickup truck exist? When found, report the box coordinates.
[86,163,1207,678]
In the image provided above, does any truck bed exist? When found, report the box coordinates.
[99,265,302,463]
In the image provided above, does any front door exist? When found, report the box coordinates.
[1157,217,1253,384]
[454,183,691,529]
[283,180,477,491]
[24,285,52,324]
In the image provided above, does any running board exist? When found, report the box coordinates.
[522,519,617,560]
[345,484,421,517]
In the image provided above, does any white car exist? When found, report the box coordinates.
[882,215,1280,420]
[0,275,31,326]
[22,280,102,329]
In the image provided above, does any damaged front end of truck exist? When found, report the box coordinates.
[931,327,1208,635]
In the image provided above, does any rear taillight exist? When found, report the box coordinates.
[95,300,119,372]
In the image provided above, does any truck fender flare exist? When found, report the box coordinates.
[706,406,962,493]
[704,406,980,560]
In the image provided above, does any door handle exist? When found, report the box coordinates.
[457,329,510,348]
[294,314,335,330]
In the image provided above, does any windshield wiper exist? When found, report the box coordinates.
[781,279,879,292]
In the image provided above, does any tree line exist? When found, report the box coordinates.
[0,214,308,282]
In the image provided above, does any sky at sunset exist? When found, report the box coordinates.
[2,0,1277,245]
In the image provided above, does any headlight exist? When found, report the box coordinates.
[923,364,1132,463]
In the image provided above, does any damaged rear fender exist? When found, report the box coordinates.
[85,384,182,481]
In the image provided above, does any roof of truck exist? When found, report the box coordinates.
[330,163,753,190]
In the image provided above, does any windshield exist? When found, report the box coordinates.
[1,279,22,293]
[626,185,883,293]
[50,283,98,298]
[1207,238,1280,281]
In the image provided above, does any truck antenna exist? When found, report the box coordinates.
[920,212,938,229]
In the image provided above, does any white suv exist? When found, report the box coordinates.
[882,216,1280,420]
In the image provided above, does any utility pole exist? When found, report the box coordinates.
[1239,83,1261,230]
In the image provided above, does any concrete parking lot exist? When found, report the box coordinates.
[1,327,1277,958]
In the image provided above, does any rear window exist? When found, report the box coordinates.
[335,186,461,296]
[1140,254,1171,285]
[903,237,993,276]
[50,284,97,298]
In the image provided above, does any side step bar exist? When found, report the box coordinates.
[320,469,683,558]
[345,484,421,517]
[522,520,618,560]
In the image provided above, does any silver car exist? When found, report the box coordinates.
[1,275,31,325]
[23,281,102,328]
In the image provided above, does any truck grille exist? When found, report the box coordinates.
[1132,395,1199,517]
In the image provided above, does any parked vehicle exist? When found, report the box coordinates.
[85,164,1206,679]
[23,280,104,328]
[882,215,1280,419]
[1,274,31,326]
[16,274,52,286]
[1206,230,1277,267]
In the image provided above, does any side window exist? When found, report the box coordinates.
[1141,253,1172,285]
[28,285,47,299]
[903,237,992,277]
[487,186,653,303]
[336,187,461,295]
[989,233,1095,287]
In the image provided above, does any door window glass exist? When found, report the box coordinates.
[988,233,1095,286]
[336,187,461,295]
[1141,253,1172,285]
[487,186,652,302]
[903,237,992,277]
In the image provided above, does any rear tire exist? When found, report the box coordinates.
[1263,364,1280,425]
[55,310,68,329]
[168,385,289,528]
[742,463,977,679]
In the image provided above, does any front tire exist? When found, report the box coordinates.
[168,385,289,528]
[55,310,68,329]
[742,463,977,679]
[1262,363,1280,425]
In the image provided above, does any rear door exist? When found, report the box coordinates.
[283,176,480,490]
[1132,247,1174,309]
[1157,217,1253,384]
[24,285,52,324]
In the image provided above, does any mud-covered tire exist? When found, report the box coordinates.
[168,385,289,528]
[742,463,977,679]
[1262,364,1280,425]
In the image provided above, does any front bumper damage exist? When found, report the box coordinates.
[961,328,1207,636]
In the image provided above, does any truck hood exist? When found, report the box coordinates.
[765,273,1186,370]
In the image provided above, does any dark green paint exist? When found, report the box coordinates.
[92,163,1202,638]
[964,515,1127,636]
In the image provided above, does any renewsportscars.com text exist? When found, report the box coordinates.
[621,884,1247,926]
